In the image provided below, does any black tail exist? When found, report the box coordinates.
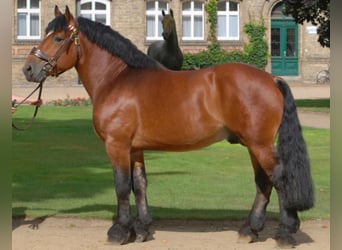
[273,78,314,211]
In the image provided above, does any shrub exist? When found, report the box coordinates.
[182,20,268,70]
[243,20,269,69]
[45,96,92,106]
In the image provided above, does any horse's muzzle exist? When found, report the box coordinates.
[22,62,47,83]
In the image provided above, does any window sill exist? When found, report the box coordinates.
[14,39,41,45]
[180,40,208,46]
[218,40,243,46]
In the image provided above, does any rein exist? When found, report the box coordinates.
[12,81,43,131]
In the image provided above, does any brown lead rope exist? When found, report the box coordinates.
[12,80,44,131]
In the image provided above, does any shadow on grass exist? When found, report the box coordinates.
[13,204,277,228]
[13,204,274,224]
[13,117,111,202]
[12,207,49,231]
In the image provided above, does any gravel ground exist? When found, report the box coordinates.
[12,217,330,250]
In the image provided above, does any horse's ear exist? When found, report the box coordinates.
[170,9,174,17]
[162,10,165,16]
[64,5,74,22]
[54,5,62,17]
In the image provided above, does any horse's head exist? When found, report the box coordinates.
[23,5,79,83]
[161,9,176,40]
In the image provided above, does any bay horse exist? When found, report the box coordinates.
[23,6,314,247]
[147,9,183,70]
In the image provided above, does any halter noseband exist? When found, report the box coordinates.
[30,24,80,77]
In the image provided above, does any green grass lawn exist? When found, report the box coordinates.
[12,106,330,221]
[296,98,330,113]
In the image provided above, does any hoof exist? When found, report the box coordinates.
[237,234,256,243]
[107,223,132,245]
[275,230,296,248]
[134,219,150,243]
[135,233,149,243]
[238,227,258,243]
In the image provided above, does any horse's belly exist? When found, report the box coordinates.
[131,126,230,152]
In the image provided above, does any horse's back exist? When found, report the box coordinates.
[147,42,183,70]
[147,41,164,59]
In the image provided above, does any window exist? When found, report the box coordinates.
[146,1,169,40]
[182,1,204,40]
[271,28,280,56]
[217,1,239,40]
[271,2,287,18]
[77,0,110,25]
[17,0,41,40]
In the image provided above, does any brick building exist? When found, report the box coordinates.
[12,0,330,86]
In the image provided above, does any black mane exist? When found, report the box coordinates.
[46,16,160,69]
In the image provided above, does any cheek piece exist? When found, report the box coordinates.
[29,24,80,77]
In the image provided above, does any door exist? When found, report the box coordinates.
[271,19,298,76]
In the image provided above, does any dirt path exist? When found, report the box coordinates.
[12,217,330,250]
[298,110,330,129]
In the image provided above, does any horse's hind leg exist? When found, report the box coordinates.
[238,146,275,243]
[274,195,299,248]
[131,150,152,242]
[273,165,300,248]
[240,144,300,247]
[249,147,300,248]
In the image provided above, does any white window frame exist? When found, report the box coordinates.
[182,1,204,41]
[146,1,169,41]
[17,0,41,40]
[78,0,110,26]
[217,1,240,41]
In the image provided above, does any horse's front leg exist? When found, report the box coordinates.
[106,141,133,245]
[131,150,152,242]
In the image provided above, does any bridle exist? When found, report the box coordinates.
[12,23,80,130]
[30,23,80,77]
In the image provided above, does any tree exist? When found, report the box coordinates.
[283,0,330,48]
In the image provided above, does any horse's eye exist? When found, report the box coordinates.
[54,36,64,43]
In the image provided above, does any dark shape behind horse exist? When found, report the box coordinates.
[147,9,183,70]
[23,6,314,248]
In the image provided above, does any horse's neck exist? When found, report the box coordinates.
[165,28,181,52]
[75,34,127,101]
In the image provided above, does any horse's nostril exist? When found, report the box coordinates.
[26,64,32,72]
[22,63,36,81]
[23,63,32,75]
